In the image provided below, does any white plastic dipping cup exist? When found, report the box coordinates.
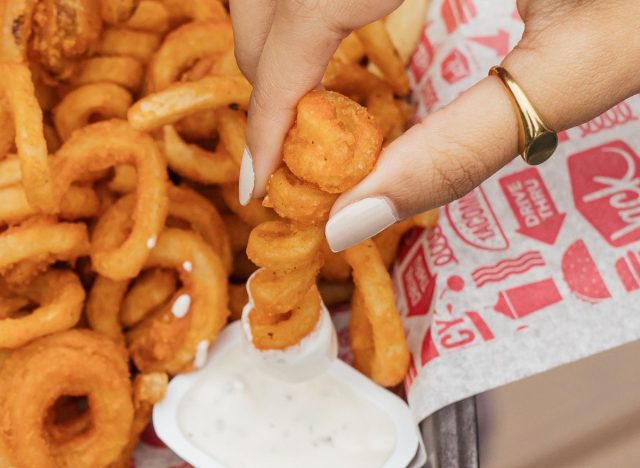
[240,271,338,382]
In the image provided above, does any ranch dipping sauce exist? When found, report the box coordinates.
[177,346,396,468]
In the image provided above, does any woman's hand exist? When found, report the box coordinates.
[232,0,640,251]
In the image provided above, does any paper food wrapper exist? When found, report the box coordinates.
[395,0,640,422]
[134,0,640,464]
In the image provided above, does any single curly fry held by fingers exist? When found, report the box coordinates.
[246,90,396,355]
[282,91,381,194]
[264,166,337,226]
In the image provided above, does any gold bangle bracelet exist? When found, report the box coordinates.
[489,66,558,165]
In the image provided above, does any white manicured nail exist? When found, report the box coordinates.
[325,197,398,252]
[239,147,254,206]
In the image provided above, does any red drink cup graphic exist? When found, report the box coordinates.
[494,278,562,319]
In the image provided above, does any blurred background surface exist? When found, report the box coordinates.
[478,339,640,468]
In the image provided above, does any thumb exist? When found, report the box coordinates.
[325,2,640,252]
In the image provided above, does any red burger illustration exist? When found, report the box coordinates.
[561,240,611,303]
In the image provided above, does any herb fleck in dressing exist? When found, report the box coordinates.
[178,347,396,468]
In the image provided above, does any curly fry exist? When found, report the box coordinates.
[345,239,410,387]
[127,228,229,374]
[0,63,57,213]
[0,270,85,348]
[0,330,133,468]
[128,75,251,131]
[53,83,132,140]
[55,120,168,280]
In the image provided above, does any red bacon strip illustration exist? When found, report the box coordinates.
[472,251,545,287]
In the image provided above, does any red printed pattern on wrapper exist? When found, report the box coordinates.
[494,278,562,319]
[420,326,440,365]
[469,29,510,57]
[579,102,637,137]
[441,48,470,84]
[426,312,494,358]
[140,424,167,448]
[499,168,565,245]
[397,227,425,263]
[446,186,509,251]
[511,6,522,21]
[410,26,435,83]
[420,78,439,112]
[615,251,640,292]
[568,141,640,247]
[472,251,545,287]
[562,240,611,303]
[402,244,437,316]
[441,0,477,33]
[404,358,418,392]
[558,130,569,143]
[426,225,458,267]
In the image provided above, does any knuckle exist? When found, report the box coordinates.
[429,137,484,204]
[280,0,323,18]
[233,50,255,82]
[250,76,297,115]
[279,0,344,34]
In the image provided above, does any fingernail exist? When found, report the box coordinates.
[325,197,398,252]
[239,147,254,206]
